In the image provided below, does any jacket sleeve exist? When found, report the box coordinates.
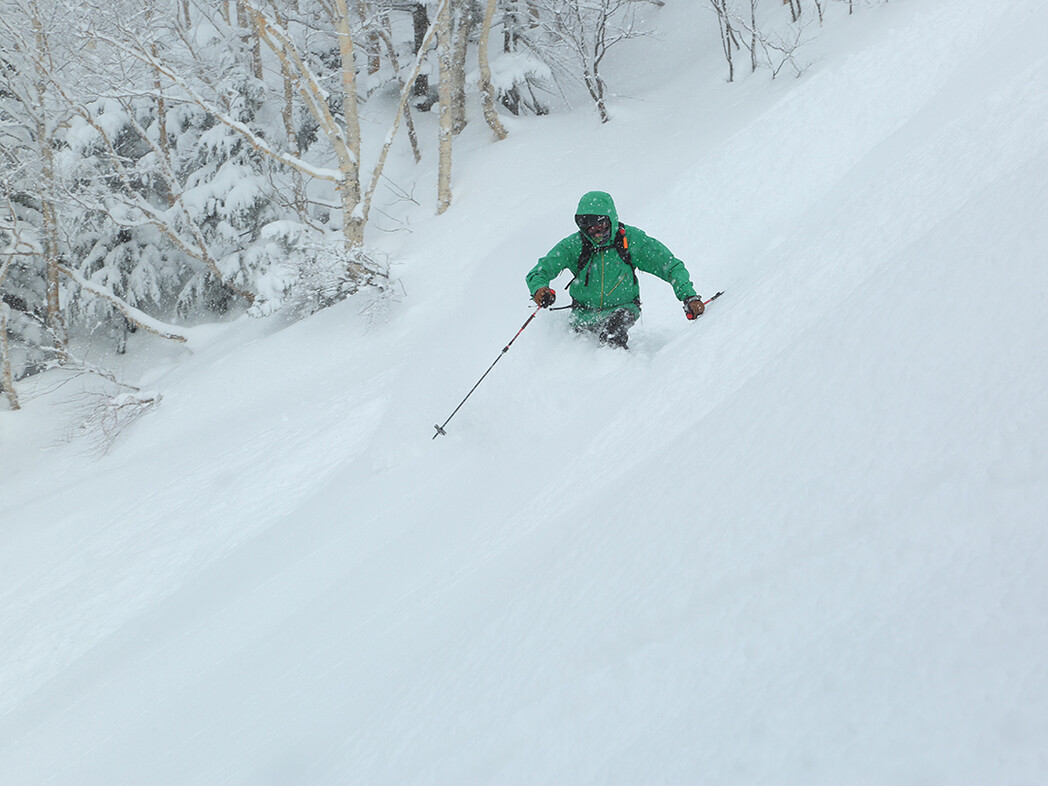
[526,235,581,296]
[629,228,697,301]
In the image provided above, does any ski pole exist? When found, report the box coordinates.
[432,299,547,439]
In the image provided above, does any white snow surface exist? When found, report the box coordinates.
[3,1,1048,783]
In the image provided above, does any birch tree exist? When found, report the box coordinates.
[436,0,455,214]
[1,302,18,409]
[477,0,508,139]
[448,1,478,134]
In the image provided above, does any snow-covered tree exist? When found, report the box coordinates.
[491,0,554,116]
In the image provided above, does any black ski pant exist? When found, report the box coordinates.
[572,307,638,349]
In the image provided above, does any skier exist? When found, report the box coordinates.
[526,191,704,349]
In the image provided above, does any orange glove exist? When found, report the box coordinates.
[684,296,705,320]
[533,287,556,308]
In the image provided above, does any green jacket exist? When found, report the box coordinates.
[526,191,697,323]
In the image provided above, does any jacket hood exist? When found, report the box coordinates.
[575,191,619,247]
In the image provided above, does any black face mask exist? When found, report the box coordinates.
[575,214,612,245]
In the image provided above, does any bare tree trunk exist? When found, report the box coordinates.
[577,2,609,123]
[412,2,431,101]
[39,143,65,357]
[750,0,758,72]
[280,70,308,219]
[450,1,472,134]
[436,0,454,214]
[356,0,382,75]
[30,4,67,361]
[377,14,422,162]
[237,0,263,79]
[501,0,521,112]
[1,305,18,411]
[504,0,519,51]
[274,8,308,216]
[152,49,171,166]
[710,0,737,82]
[477,0,507,140]
[144,3,173,201]
[332,0,365,245]
[583,66,610,123]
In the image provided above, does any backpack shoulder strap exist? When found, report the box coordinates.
[614,224,633,267]
[576,237,595,275]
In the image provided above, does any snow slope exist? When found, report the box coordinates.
[2,0,1048,782]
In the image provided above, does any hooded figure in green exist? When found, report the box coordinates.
[526,191,704,348]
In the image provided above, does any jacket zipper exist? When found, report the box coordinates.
[599,247,629,305]
[600,250,605,309]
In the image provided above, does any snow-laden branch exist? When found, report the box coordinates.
[1,198,42,260]
[57,264,190,344]
[48,83,253,303]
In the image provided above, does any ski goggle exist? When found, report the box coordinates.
[575,214,612,239]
